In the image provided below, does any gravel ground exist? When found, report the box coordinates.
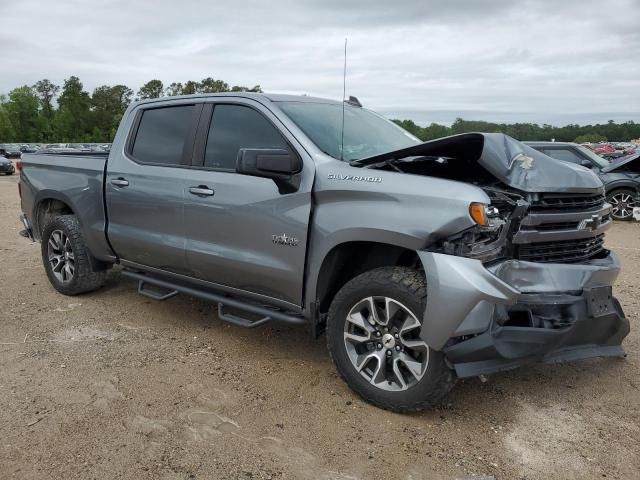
[0,173,638,480]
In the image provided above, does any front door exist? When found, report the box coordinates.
[182,100,313,306]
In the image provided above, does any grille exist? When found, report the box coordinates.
[517,234,606,263]
[530,193,606,211]
[521,221,579,232]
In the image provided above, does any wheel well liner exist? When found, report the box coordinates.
[35,198,74,239]
[315,242,420,317]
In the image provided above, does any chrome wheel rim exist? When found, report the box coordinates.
[343,296,429,392]
[48,230,75,284]
[609,193,636,220]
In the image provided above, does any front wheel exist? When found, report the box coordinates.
[327,267,454,412]
[607,189,637,221]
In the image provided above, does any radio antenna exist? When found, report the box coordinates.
[340,38,347,161]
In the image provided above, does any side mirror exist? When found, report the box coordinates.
[580,159,592,168]
[236,148,302,193]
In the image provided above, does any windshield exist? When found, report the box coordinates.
[576,145,609,169]
[278,101,420,161]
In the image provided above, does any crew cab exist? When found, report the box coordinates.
[18,94,630,412]
[526,141,640,221]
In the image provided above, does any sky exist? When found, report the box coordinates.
[1,0,638,126]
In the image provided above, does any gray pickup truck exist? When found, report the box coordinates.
[18,93,629,412]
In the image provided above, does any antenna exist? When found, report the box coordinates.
[340,38,347,161]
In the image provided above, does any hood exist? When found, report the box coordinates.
[353,133,603,193]
[0,158,11,164]
[601,152,640,173]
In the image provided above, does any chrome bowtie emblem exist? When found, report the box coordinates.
[578,214,602,232]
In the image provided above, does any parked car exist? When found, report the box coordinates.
[0,157,15,175]
[20,145,40,154]
[18,94,629,412]
[526,141,640,221]
[0,144,22,159]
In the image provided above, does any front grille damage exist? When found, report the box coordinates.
[441,190,611,264]
[516,234,606,263]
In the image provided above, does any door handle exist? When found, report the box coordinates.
[189,185,215,197]
[111,177,129,187]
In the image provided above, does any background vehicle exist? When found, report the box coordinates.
[526,141,640,220]
[18,94,629,412]
[20,145,40,153]
[0,144,22,159]
[0,157,15,175]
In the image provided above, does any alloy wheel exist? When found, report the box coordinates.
[343,296,429,392]
[48,229,75,283]
[609,192,637,220]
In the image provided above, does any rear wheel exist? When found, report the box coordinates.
[41,215,106,295]
[327,266,454,412]
[607,189,637,221]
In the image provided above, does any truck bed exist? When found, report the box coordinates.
[20,152,114,262]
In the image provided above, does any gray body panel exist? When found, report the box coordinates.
[180,97,314,306]
[19,153,115,262]
[19,93,628,375]
[419,250,622,350]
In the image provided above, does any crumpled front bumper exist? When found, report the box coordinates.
[418,251,629,377]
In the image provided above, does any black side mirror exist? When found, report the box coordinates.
[580,159,592,168]
[236,148,302,193]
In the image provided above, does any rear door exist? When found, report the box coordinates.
[182,99,313,307]
[106,102,202,275]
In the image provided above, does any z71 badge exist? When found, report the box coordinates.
[272,233,299,246]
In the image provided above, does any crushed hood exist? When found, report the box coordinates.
[601,152,640,173]
[354,133,603,193]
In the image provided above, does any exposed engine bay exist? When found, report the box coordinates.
[354,133,613,265]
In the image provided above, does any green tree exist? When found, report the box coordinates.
[0,102,16,141]
[91,84,134,141]
[165,82,184,96]
[32,79,60,118]
[198,77,228,93]
[54,76,91,141]
[181,81,199,95]
[4,86,40,141]
[575,133,607,144]
[137,80,164,100]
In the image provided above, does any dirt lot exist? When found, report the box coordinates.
[0,173,638,480]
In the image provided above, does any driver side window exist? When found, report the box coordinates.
[543,148,584,165]
[204,105,287,171]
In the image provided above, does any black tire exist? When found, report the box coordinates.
[327,266,454,413]
[41,215,106,295]
[606,188,637,221]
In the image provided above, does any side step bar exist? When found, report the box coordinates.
[122,270,306,328]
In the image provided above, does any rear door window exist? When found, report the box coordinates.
[131,105,195,165]
[204,104,287,170]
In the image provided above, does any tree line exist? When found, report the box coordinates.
[1,75,638,144]
[0,77,261,143]
[392,118,640,144]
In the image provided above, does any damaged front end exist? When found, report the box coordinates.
[357,133,630,377]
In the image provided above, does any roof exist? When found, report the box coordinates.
[133,92,342,108]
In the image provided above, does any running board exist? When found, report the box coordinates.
[122,270,306,327]
[138,280,179,301]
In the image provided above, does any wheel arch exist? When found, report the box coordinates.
[33,192,76,240]
[310,240,421,335]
